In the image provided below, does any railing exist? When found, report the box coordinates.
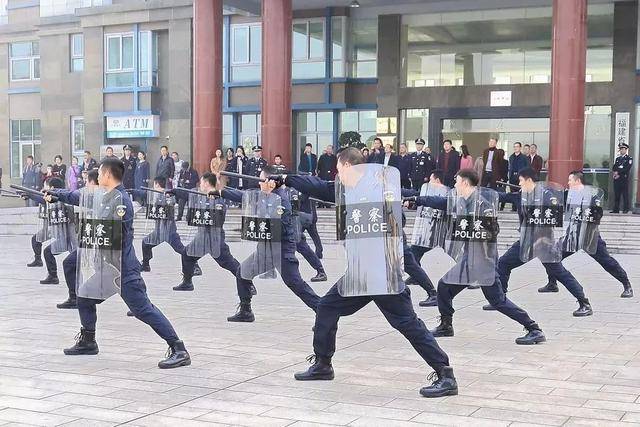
[39,0,112,17]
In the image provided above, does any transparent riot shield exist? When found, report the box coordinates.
[335,163,404,297]
[562,185,604,255]
[443,187,499,286]
[184,192,224,258]
[143,191,177,246]
[519,182,564,263]
[239,190,282,281]
[288,187,302,242]
[35,203,50,243]
[411,183,449,249]
[76,188,124,300]
[48,202,77,255]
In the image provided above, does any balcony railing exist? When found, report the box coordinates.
[40,0,112,17]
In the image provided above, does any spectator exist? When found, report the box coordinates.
[473,156,484,183]
[234,146,248,189]
[42,164,54,187]
[508,142,530,187]
[104,146,117,160]
[397,143,412,189]
[246,146,267,188]
[51,155,67,180]
[22,155,40,206]
[298,143,318,175]
[134,151,150,205]
[156,145,175,189]
[529,143,543,173]
[481,137,506,189]
[368,137,384,164]
[121,145,137,189]
[382,143,400,168]
[171,151,183,188]
[523,144,531,157]
[361,147,370,162]
[436,139,461,187]
[78,169,88,189]
[317,144,337,181]
[459,144,473,170]
[81,150,98,172]
[224,148,237,188]
[176,162,199,221]
[410,138,435,191]
[66,156,81,191]
[210,148,226,187]
[273,154,287,173]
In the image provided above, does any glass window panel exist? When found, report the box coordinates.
[33,120,40,139]
[31,41,39,55]
[481,49,524,85]
[223,114,233,134]
[139,32,149,72]
[292,61,325,79]
[10,42,31,57]
[332,61,344,78]
[122,36,134,69]
[584,105,612,168]
[11,59,31,80]
[586,48,613,82]
[11,120,19,141]
[105,71,134,87]
[72,58,84,72]
[11,142,20,178]
[19,120,33,140]
[340,111,358,132]
[349,19,377,78]
[232,27,249,63]
[241,113,257,133]
[33,58,40,79]
[292,23,308,60]
[317,112,333,132]
[231,65,261,82]
[332,17,343,60]
[524,50,551,83]
[72,34,83,56]
[107,37,120,70]
[250,26,261,64]
[309,21,324,59]
[359,110,377,131]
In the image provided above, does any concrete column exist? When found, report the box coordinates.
[547,0,587,184]
[261,0,293,167]
[193,0,223,174]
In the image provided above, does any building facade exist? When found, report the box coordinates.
[0,0,637,203]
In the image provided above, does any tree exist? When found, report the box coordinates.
[338,131,364,149]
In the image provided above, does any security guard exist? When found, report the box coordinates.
[410,138,435,191]
[246,146,268,189]
[611,142,633,213]
[121,145,137,189]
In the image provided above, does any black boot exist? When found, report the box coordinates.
[573,298,593,317]
[126,311,135,317]
[310,270,327,282]
[419,292,438,307]
[515,323,546,345]
[482,303,496,311]
[158,340,191,369]
[173,276,194,291]
[27,257,43,267]
[40,274,59,285]
[227,300,255,322]
[193,264,202,277]
[419,366,458,398]
[141,261,151,272]
[538,282,559,293]
[56,297,77,309]
[64,328,99,355]
[621,283,634,298]
[294,355,334,381]
[405,277,417,287]
[430,316,454,337]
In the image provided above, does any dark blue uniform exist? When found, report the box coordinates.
[398,154,413,189]
[285,175,450,372]
[53,186,181,345]
[612,153,633,213]
[496,192,588,303]
[299,193,323,259]
[63,250,77,301]
[410,151,434,191]
[26,193,59,277]
[221,186,320,310]
[246,157,268,189]
[415,193,539,330]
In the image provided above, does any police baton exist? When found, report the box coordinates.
[0,188,20,198]
[309,197,334,206]
[496,181,521,190]
[140,186,167,195]
[10,184,59,202]
[220,171,267,183]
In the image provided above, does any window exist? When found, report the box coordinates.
[231,24,261,82]
[292,19,325,79]
[296,112,333,169]
[583,106,612,169]
[239,113,261,152]
[0,0,7,25]
[71,116,85,155]
[40,0,111,17]
[10,119,41,178]
[222,114,233,148]
[104,31,157,88]
[10,41,40,81]
[139,31,158,86]
[348,19,377,78]
[331,16,345,78]
[340,110,377,147]
[70,34,84,72]
[400,109,429,151]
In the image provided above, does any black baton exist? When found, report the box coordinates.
[140,186,167,195]
[10,184,59,202]
[496,181,521,190]
[220,171,267,183]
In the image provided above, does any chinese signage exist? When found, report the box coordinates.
[336,203,398,241]
[490,91,512,107]
[106,115,159,139]
[450,215,498,242]
[241,216,282,242]
[187,208,224,227]
[78,219,122,249]
[147,204,175,221]
[524,206,563,227]
[615,112,630,147]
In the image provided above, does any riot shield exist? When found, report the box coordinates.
[35,203,50,243]
[519,182,564,263]
[143,191,177,246]
[335,163,404,297]
[410,183,449,249]
[562,185,604,255]
[184,192,224,258]
[443,187,499,286]
[239,190,282,281]
[48,202,77,255]
[76,188,124,300]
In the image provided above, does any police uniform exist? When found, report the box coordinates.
[612,143,632,213]
[295,193,326,279]
[299,193,323,259]
[410,148,434,191]
[121,146,137,190]
[246,147,268,189]
[25,192,61,283]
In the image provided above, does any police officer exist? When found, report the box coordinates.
[295,191,326,281]
[121,145,137,189]
[47,158,190,369]
[274,148,457,398]
[410,138,435,191]
[246,146,268,189]
[611,142,632,214]
[299,191,323,259]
